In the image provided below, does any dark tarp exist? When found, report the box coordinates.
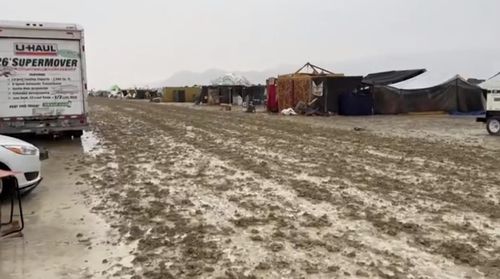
[363,69,426,86]
[133,90,159,99]
[196,85,245,104]
[372,86,401,114]
[196,86,209,104]
[373,76,485,114]
[467,78,485,86]
[174,90,186,102]
[243,86,266,105]
[219,87,232,104]
[312,76,363,113]
[339,92,374,116]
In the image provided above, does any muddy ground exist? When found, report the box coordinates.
[0,136,132,279]
[76,98,500,278]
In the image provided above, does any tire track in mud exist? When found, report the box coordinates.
[85,99,500,278]
[85,106,229,278]
[127,101,497,169]
[121,103,500,278]
[100,99,500,274]
[119,100,500,220]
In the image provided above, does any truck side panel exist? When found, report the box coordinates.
[0,38,85,118]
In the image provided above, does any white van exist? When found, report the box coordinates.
[0,20,89,137]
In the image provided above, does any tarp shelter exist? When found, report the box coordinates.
[312,76,364,114]
[276,75,364,114]
[193,73,254,105]
[110,85,121,92]
[479,72,500,93]
[276,63,365,114]
[339,91,374,116]
[129,89,159,99]
[197,85,245,105]
[372,75,485,114]
[243,85,266,105]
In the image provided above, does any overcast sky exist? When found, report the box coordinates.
[2,0,499,89]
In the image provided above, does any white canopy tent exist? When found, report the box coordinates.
[479,73,500,93]
[210,73,252,86]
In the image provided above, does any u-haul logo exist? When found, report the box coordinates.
[14,43,58,56]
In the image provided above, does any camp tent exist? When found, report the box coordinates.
[110,85,121,92]
[128,89,160,99]
[372,75,485,114]
[211,73,252,86]
[196,85,245,105]
[479,72,500,93]
[311,76,365,114]
[243,85,266,105]
[109,85,125,98]
[276,63,364,114]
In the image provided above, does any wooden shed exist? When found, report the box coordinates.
[163,87,201,103]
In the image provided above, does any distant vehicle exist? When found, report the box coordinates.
[0,20,89,137]
[477,92,500,135]
[0,134,47,194]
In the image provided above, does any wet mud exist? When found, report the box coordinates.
[80,98,500,278]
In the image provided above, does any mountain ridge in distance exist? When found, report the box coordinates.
[145,49,500,89]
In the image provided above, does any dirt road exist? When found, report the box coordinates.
[81,98,500,278]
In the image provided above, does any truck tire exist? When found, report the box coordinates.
[487,118,500,136]
[70,130,83,138]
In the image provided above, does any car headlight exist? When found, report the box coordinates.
[2,145,38,156]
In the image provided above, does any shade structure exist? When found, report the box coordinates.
[373,76,485,114]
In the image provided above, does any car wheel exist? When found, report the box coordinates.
[487,118,500,136]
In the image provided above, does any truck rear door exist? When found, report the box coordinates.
[0,36,85,118]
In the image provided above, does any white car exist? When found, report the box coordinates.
[0,135,46,194]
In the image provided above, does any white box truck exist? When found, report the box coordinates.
[0,20,88,137]
[477,92,500,135]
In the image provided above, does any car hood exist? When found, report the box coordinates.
[0,135,36,147]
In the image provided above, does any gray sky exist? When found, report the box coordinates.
[2,0,500,89]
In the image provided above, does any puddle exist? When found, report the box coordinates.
[481,136,500,151]
[81,131,104,155]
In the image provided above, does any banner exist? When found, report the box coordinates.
[0,38,84,117]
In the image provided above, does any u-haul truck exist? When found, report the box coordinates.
[0,20,88,137]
